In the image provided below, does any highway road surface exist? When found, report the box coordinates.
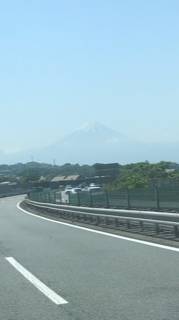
[1,196,179,320]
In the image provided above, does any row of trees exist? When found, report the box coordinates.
[107,161,179,190]
[0,162,95,183]
[0,161,179,188]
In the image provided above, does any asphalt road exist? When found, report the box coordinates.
[1,196,179,320]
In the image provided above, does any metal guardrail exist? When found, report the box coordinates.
[24,199,179,241]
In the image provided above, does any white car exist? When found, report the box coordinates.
[87,186,101,192]
[71,187,82,194]
[65,187,81,194]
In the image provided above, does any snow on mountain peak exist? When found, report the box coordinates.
[78,121,108,132]
[77,121,123,137]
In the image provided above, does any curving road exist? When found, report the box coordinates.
[0,196,179,319]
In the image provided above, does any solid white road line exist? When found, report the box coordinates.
[6,257,68,305]
[17,201,179,253]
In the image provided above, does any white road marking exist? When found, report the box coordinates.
[17,201,179,253]
[6,257,68,305]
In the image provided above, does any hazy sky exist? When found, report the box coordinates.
[0,0,178,153]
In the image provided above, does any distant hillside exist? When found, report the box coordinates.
[0,162,95,180]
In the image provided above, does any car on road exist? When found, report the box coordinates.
[64,187,82,194]
[87,186,101,192]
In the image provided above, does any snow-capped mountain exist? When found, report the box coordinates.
[35,122,131,164]
[1,122,179,164]
[58,122,128,145]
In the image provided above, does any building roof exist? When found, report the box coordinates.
[66,175,80,181]
[51,175,66,182]
[51,175,80,182]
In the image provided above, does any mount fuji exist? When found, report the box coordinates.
[33,122,135,164]
[1,122,179,164]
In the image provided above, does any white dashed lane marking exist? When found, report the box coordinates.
[6,257,68,305]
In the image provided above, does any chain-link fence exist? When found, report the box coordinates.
[28,184,179,212]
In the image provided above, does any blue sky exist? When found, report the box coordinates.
[0,0,178,153]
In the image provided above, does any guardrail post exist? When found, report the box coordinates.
[115,218,119,228]
[155,186,160,211]
[126,219,130,229]
[96,216,100,226]
[139,220,144,231]
[155,223,160,234]
[127,189,131,209]
[105,216,108,226]
[71,211,74,222]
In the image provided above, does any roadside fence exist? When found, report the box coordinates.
[28,185,179,212]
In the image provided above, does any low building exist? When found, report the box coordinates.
[50,175,81,187]
[93,163,120,179]
[51,176,66,183]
